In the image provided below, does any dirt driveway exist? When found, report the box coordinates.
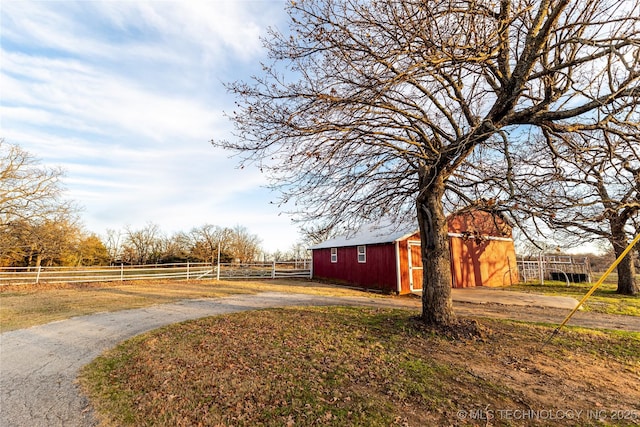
[1,291,638,427]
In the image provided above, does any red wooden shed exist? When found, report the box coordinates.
[310,209,519,294]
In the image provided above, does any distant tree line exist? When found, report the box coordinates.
[103,223,264,265]
[1,140,306,268]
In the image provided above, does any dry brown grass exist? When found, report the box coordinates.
[80,306,640,427]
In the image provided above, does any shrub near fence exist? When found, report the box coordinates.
[0,261,312,285]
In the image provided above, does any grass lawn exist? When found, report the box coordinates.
[0,279,379,332]
[506,276,640,317]
[79,306,640,427]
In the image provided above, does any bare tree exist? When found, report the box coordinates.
[189,225,262,263]
[160,232,192,263]
[103,224,262,265]
[123,223,163,265]
[270,249,285,262]
[1,140,84,266]
[189,224,233,263]
[214,0,639,325]
[0,140,72,227]
[472,133,639,294]
[227,225,262,263]
[104,229,123,264]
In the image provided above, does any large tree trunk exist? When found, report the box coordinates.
[610,231,639,296]
[417,171,456,325]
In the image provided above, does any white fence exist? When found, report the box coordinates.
[0,261,312,285]
[517,255,591,284]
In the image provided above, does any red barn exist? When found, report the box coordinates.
[311,210,518,294]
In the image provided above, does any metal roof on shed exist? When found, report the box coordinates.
[310,223,418,249]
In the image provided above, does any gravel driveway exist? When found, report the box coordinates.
[1,291,638,427]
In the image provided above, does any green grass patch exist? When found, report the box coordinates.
[79,307,640,427]
[508,280,640,316]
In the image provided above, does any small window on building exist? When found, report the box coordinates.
[330,247,338,263]
[357,245,366,263]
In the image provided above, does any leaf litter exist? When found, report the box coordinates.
[80,306,640,426]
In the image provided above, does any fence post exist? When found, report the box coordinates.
[272,261,276,279]
[35,265,42,284]
[120,263,124,281]
[187,261,190,280]
[216,241,221,281]
[538,252,544,285]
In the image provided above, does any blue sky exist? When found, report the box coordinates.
[1,0,304,253]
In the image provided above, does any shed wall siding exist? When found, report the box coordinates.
[312,244,398,292]
[449,237,518,288]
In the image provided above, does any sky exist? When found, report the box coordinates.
[1,0,304,253]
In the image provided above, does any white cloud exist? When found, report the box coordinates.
[2,1,279,63]
[1,1,301,252]
[3,50,228,142]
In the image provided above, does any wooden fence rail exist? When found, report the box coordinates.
[0,261,312,285]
